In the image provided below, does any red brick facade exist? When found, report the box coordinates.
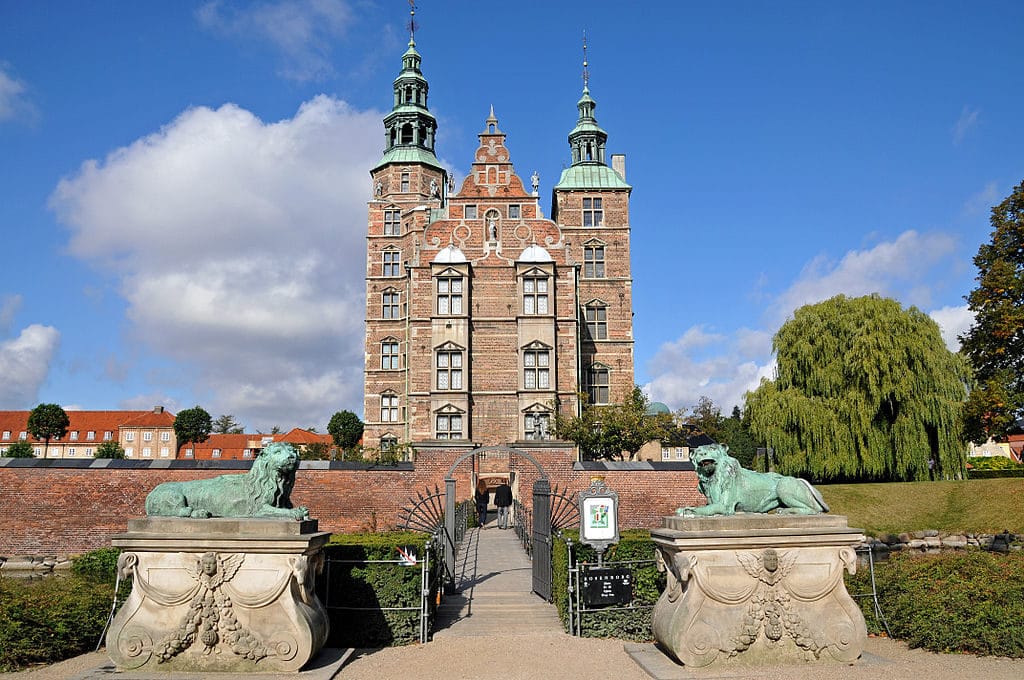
[0,450,700,557]
[364,42,634,450]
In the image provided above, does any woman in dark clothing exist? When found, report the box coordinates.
[475,479,490,526]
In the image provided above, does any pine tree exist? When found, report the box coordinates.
[746,294,969,481]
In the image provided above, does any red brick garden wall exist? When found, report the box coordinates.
[0,447,700,557]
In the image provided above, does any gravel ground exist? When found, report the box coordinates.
[3,635,1023,680]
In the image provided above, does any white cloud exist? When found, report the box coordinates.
[0,324,60,408]
[50,95,382,430]
[767,230,958,328]
[197,0,353,81]
[0,64,32,123]
[646,231,964,414]
[952,105,980,145]
[962,181,999,218]
[929,304,974,351]
[0,294,22,333]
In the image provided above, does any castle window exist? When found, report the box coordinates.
[381,435,398,451]
[380,393,399,422]
[523,276,549,314]
[437,276,463,315]
[464,205,477,219]
[436,348,464,390]
[583,197,603,227]
[381,339,400,369]
[523,348,550,389]
[382,290,400,319]
[508,204,520,219]
[587,365,610,405]
[584,244,605,278]
[384,209,401,236]
[401,172,410,192]
[383,249,401,277]
[436,413,463,439]
[585,303,608,340]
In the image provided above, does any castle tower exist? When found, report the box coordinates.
[550,46,635,408]
[363,33,633,452]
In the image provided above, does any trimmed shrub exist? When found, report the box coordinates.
[72,547,122,583]
[319,531,436,647]
[0,575,113,671]
[846,550,1024,657]
[552,529,663,640]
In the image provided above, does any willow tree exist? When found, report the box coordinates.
[745,294,969,481]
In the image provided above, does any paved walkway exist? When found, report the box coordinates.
[432,518,563,637]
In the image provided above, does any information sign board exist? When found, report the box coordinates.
[581,567,633,607]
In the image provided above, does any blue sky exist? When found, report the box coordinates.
[1,1,1022,432]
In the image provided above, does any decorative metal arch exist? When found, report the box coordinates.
[444,444,549,480]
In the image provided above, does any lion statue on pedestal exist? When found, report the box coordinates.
[145,442,309,519]
[677,444,828,516]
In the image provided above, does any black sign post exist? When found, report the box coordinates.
[581,566,633,608]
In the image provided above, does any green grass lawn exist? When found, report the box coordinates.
[818,478,1024,535]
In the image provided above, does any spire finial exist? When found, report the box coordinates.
[582,30,589,90]
[407,1,418,45]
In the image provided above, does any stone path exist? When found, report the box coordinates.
[431,518,563,637]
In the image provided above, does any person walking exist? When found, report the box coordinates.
[494,480,513,529]
[475,479,490,527]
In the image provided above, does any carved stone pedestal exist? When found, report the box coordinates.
[652,514,867,668]
[107,518,330,673]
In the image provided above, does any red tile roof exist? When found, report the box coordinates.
[0,409,174,442]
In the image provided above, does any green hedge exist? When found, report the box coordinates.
[319,531,436,647]
[968,468,1024,479]
[552,530,663,640]
[846,550,1024,657]
[0,575,114,671]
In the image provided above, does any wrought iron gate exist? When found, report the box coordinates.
[532,479,552,600]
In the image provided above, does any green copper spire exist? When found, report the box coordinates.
[555,34,629,190]
[373,3,442,172]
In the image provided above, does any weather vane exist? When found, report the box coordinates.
[582,30,589,89]
[408,1,418,42]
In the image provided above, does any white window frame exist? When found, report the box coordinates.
[435,412,463,439]
[143,431,153,442]
[70,431,79,441]
[523,275,549,315]
[436,275,464,315]
[125,432,135,442]
[523,347,551,390]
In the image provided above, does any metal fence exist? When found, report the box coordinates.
[563,537,659,637]
[512,498,532,555]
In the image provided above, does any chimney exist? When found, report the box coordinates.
[611,154,626,180]
[153,406,164,414]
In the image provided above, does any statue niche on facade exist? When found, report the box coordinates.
[677,444,828,516]
[145,442,309,519]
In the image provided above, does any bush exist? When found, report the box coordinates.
[846,550,1024,657]
[967,456,1022,470]
[0,576,114,671]
[552,529,663,640]
[968,468,1024,479]
[319,531,436,647]
[72,548,122,583]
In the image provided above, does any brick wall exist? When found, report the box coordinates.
[0,451,700,557]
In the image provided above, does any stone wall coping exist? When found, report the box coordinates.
[0,457,413,471]
[575,461,696,471]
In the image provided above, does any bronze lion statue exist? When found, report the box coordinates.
[145,442,309,519]
[677,444,828,516]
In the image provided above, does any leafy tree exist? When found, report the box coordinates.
[555,386,670,461]
[4,439,35,458]
[93,439,126,459]
[27,403,70,458]
[327,410,364,455]
[960,179,1024,441]
[681,396,724,440]
[717,406,760,468]
[212,414,244,434]
[746,294,969,482]
[174,406,212,455]
[300,441,332,461]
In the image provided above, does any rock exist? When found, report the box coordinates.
[941,535,968,549]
